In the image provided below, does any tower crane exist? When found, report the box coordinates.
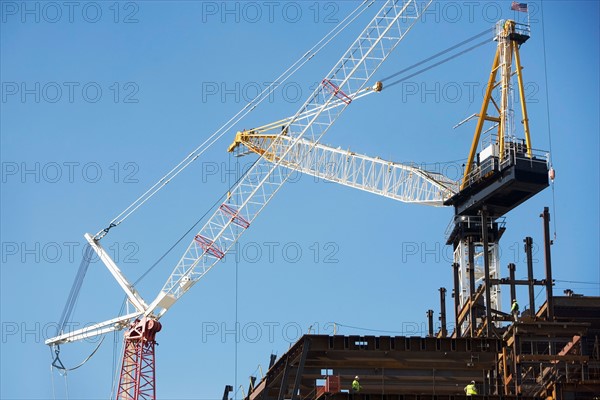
[227,19,550,338]
[45,1,433,399]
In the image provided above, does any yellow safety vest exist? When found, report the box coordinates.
[511,302,519,312]
[465,383,478,395]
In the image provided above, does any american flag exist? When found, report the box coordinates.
[511,2,528,12]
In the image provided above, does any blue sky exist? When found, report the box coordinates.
[1,1,599,399]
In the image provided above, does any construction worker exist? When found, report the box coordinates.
[351,376,361,393]
[464,380,478,396]
[511,299,520,321]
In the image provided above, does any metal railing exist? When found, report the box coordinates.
[513,22,531,38]
[458,139,549,190]
[445,215,506,241]
[495,20,531,40]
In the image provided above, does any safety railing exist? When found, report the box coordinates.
[458,139,549,190]
[445,215,506,241]
[495,20,531,40]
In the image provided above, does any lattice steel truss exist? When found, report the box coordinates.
[231,133,458,206]
[116,318,161,400]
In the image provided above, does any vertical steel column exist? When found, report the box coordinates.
[481,208,493,336]
[222,385,233,400]
[524,237,536,314]
[508,263,517,305]
[468,239,476,336]
[427,310,434,337]
[502,347,509,395]
[513,334,522,395]
[541,207,554,321]
[452,263,461,337]
[248,376,257,397]
[277,356,291,400]
[439,288,447,337]
[291,338,310,400]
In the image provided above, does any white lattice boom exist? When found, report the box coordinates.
[231,133,458,206]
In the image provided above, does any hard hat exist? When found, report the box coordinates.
[471,380,475,384]
[355,376,359,380]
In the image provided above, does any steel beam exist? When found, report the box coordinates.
[277,356,291,400]
[426,310,434,337]
[481,208,493,336]
[439,288,447,337]
[222,385,233,400]
[508,263,516,304]
[468,239,476,337]
[524,237,536,314]
[291,338,310,400]
[541,207,554,321]
[453,263,461,337]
